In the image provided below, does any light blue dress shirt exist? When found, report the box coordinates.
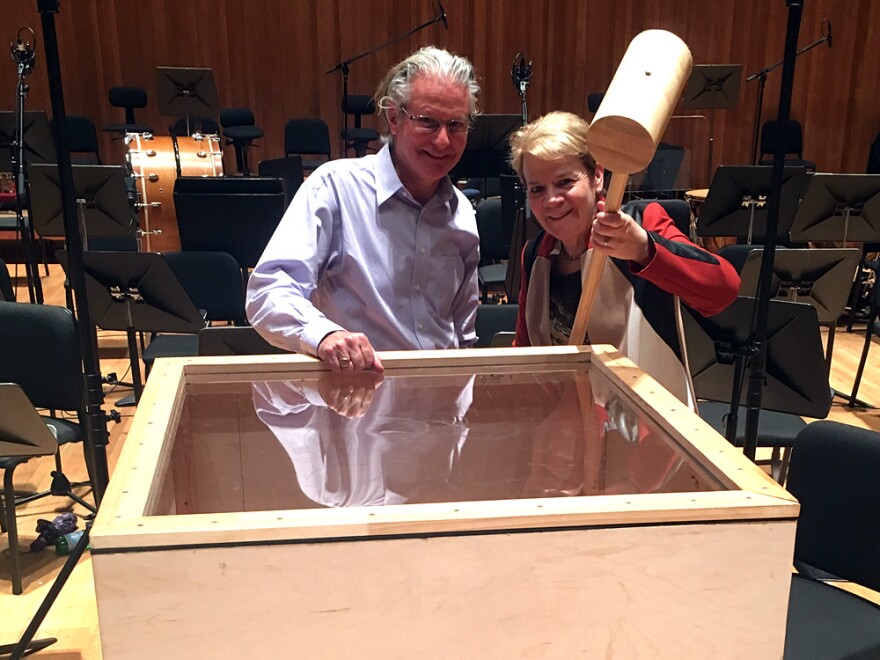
[246,144,480,355]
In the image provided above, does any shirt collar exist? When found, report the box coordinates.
[375,143,456,207]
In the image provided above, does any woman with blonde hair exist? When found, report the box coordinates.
[508,111,740,402]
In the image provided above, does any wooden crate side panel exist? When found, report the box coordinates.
[94,520,794,659]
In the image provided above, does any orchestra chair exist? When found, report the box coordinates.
[103,85,152,135]
[622,198,691,238]
[0,383,59,594]
[0,301,97,517]
[220,108,263,176]
[783,421,880,658]
[849,258,880,406]
[142,251,248,372]
[474,302,518,348]
[683,297,832,484]
[341,94,380,157]
[285,118,332,173]
[258,156,304,206]
[62,115,102,164]
[759,119,816,171]
[0,257,13,301]
[475,198,508,303]
[587,92,605,114]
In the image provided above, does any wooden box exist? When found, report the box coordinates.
[91,345,798,658]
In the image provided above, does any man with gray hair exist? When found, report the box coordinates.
[247,46,481,373]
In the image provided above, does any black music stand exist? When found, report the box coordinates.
[698,165,807,243]
[0,110,56,171]
[683,296,831,446]
[27,164,135,249]
[173,176,286,272]
[451,114,520,184]
[681,64,742,183]
[789,173,880,245]
[738,248,860,371]
[56,250,204,406]
[155,67,220,136]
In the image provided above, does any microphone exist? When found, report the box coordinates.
[826,19,832,48]
[511,52,532,89]
[438,1,448,29]
[9,28,36,74]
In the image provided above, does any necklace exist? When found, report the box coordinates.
[559,243,586,262]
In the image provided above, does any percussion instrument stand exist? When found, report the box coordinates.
[325,1,448,157]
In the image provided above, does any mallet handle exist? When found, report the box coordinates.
[568,173,628,345]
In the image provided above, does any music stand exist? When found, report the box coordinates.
[155,67,220,136]
[682,64,742,184]
[173,177,286,272]
[738,248,860,370]
[698,165,806,243]
[789,173,880,245]
[0,382,58,457]
[451,114,520,182]
[27,164,135,249]
[683,296,831,446]
[198,326,287,356]
[56,250,204,406]
[0,110,56,171]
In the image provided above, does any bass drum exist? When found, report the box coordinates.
[126,133,223,252]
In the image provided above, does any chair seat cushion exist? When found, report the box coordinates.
[342,128,380,142]
[784,574,880,659]
[224,126,263,141]
[478,263,507,287]
[0,455,31,470]
[697,401,807,447]
[142,334,199,364]
[41,416,80,446]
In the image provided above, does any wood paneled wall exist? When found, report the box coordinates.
[4,0,879,187]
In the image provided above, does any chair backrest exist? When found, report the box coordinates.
[63,115,101,164]
[220,107,255,129]
[163,251,246,324]
[108,86,147,124]
[622,198,691,237]
[760,119,804,158]
[0,301,82,412]
[342,95,376,128]
[787,421,880,591]
[475,198,507,262]
[285,118,332,159]
[0,257,13,301]
[474,303,518,348]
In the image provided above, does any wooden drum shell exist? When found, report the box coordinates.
[126,133,223,252]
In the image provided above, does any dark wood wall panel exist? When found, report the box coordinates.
[4,0,879,186]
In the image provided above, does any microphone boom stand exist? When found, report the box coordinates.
[741,0,804,461]
[747,20,829,165]
[325,9,446,157]
[9,44,43,304]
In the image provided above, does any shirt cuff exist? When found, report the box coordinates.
[301,318,347,357]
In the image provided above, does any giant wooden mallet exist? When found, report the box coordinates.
[568,30,692,346]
